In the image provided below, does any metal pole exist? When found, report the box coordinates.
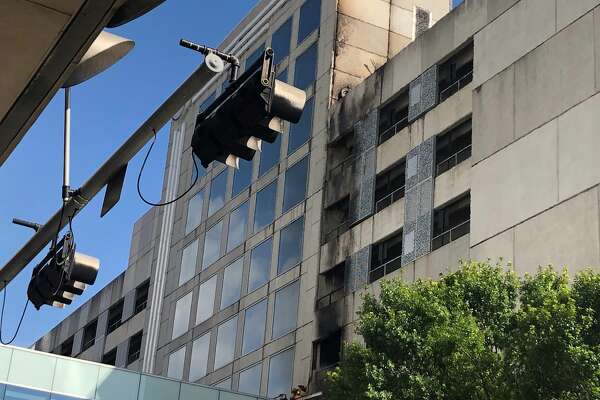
[63,87,71,202]
[0,63,221,289]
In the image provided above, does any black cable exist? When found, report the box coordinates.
[137,129,200,207]
[0,281,30,345]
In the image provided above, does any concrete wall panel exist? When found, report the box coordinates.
[557,0,600,31]
[424,83,472,141]
[470,228,515,264]
[382,40,422,104]
[338,0,391,30]
[433,160,471,208]
[337,14,390,57]
[414,234,470,280]
[471,120,558,245]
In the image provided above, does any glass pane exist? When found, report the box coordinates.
[203,220,224,269]
[179,383,219,400]
[214,316,238,370]
[172,292,193,339]
[220,390,256,400]
[96,367,140,400]
[196,275,218,324]
[259,134,281,176]
[294,43,318,91]
[233,159,252,197]
[272,282,300,339]
[138,375,180,400]
[52,358,99,399]
[167,347,186,380]
[248,238,273,292]
[221,258,243,310]
[208,171,227,216]
[179,240,198,286]
[189,333,211,382]
[238,363,262,395]
[213,379,231,390]
[267,348,294,397]
[288,98,314,153]
[227,202,249,252]
[8,349,56,392]
[282,157,309,213]
[277,68,288,83]
[245,44,265,70]
[199,92,216,114]
[298,0,321,44]
[4,385,50,400]
[272,19,292,65]
[185,191,203,234]
[242,300,267,355]
[191,154,207,184]
[254,181,277,232]
[277,218,304,274]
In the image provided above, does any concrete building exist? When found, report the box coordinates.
[33,0,600,397]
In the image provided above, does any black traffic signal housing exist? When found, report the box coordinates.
[27,234,99,310]
[192,47,307,168]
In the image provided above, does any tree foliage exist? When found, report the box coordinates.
[325,262,600,400]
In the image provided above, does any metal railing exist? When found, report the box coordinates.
[436,145,472,176]
[375,185,406,213]
[439,70,474,103]
[134,299,147,315]
[431,219,470,251]
[378,116,409,145]
[316,287,345,310]
[369,255,402,283]
[106,319,122,335]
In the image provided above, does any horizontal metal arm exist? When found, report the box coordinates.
[0,63,220,290]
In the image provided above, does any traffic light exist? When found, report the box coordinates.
[27,233,99,310]
[191,47,307,168]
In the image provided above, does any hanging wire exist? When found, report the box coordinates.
[137,128,200,207]
[0,281,30,345]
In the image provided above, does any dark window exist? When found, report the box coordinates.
[106,300,124,335]
[278,218,304,274]
[59,336,73,357]
[245,44,265,70]
[289,97,314,153]
[316,263,345,309]
[134,280,150,315]
[283,156,309,212]
[438,41,474,102]
[312,331,341,370]
[259,133,281,176]
[81,320,97,352]
[127,331,143,365]
[435,119,472,176]
[208,171,227,215]
[294,43,318,91]
[233,159,252,197]
[432,193,470,251]
[298,0,321,45]
[378,90,409,144]
[272,19,292,65]
[254,181,277,232]
[102,348,117,366]
[375,160,406,213]
[321,196,350,244]
[370,230,403,283]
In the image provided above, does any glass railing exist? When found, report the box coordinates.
[378,116,409,145]
[431,220,470,251]
[375,186,406,213]
[439,70,474,103]
[436,145,472,176]
[0,344,265,400]
[369,255,402,283]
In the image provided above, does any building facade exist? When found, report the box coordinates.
[35,0,600,397]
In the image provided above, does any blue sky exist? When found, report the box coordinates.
[0,2,258,348]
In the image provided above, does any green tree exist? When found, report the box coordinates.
[325,262,600,400]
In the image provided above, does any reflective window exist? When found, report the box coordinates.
[242,299,267,355]
[214,379,232,390]
[277,218,304,274]
[4,385,50,400]
[278,68,288,83]
[254,181,277,232]
[185,191,203,234]
[179,239,198,286]
[214,316,238,369]
[221,258,243,310]
[298,0,321,44]
[233,159,252,197]
[227,202,249,251]
[272,281,300,339]
[202,220,223,269]
[267,348,294,397]
[294,43,318,91]
[259,134,281,176]
[245,44,265,70]
[199,92,216,113]
[189,333,211,382]
[248,238,273,292]
[289,98,314,153]
[172,292,192,339]
[283,157,309,212]
[167,347,186,380]
[272,18,292,65]
[196,275,217,324]
[208,171,227,216]
[238,363,262,395]
[191,153,207,183]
